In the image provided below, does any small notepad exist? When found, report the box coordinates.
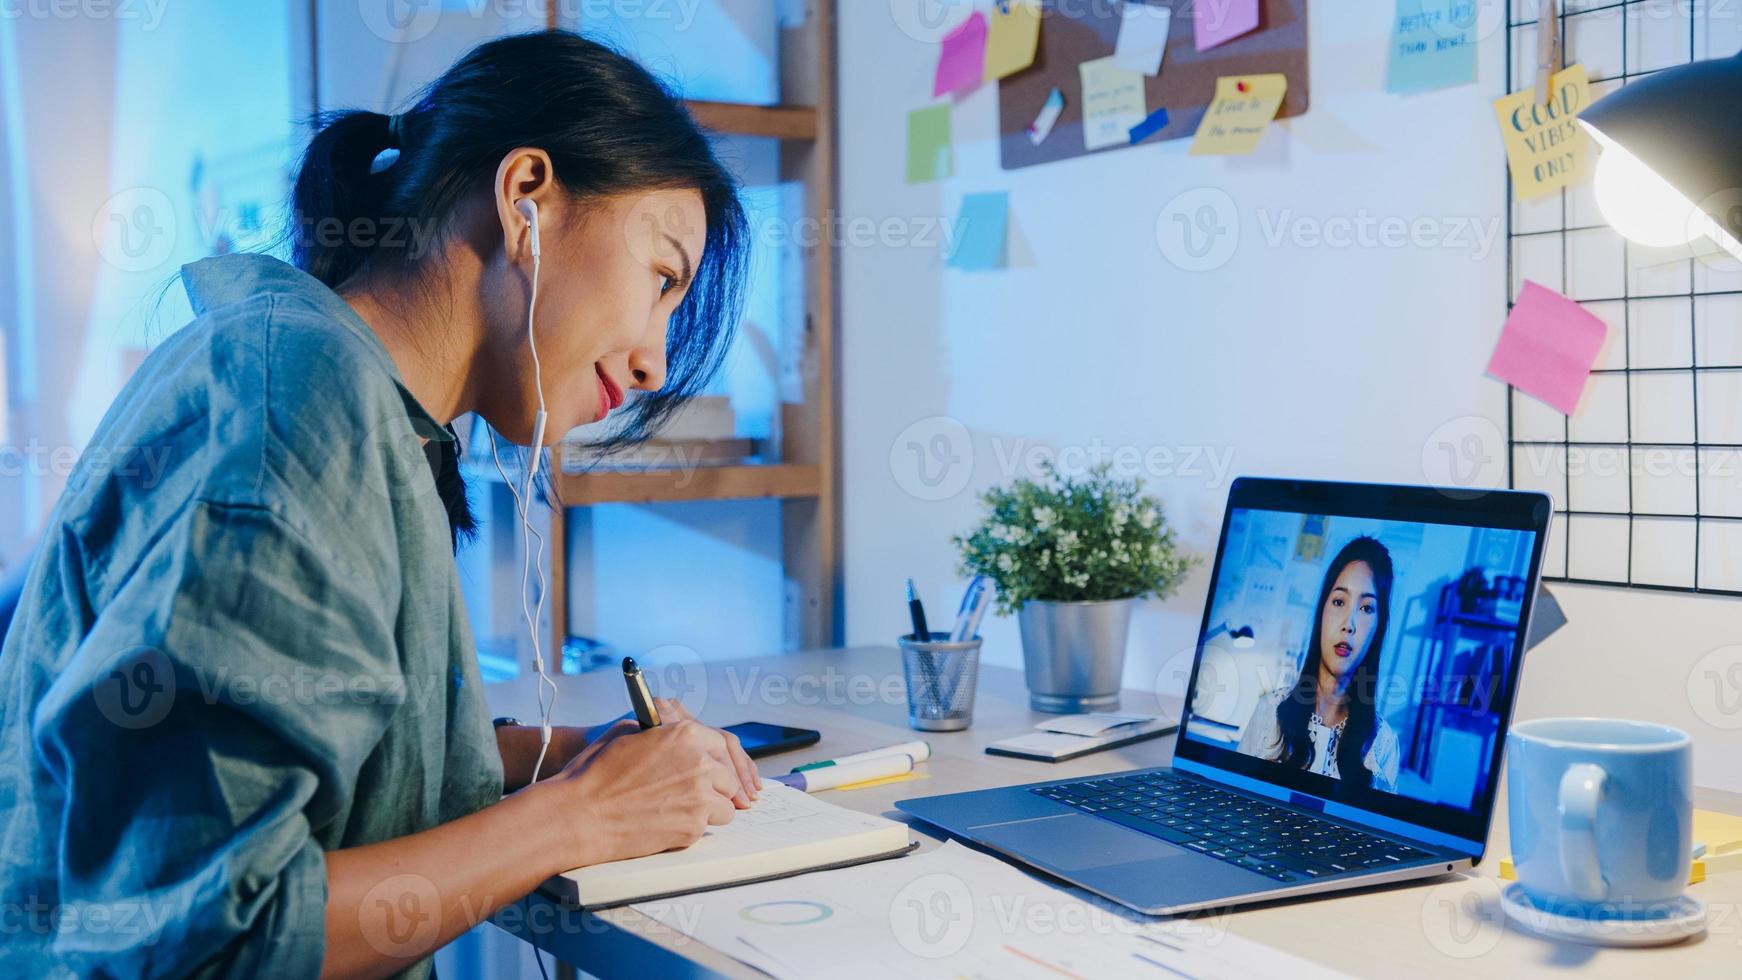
[987,713,1177,762]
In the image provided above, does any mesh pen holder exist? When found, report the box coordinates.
[899,632,981,732]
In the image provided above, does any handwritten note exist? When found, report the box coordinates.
[1196,0,1259,51]
[1028,86,1065,145]
[984,0,1041,82]
[1079,56,1148,151]
[1488,280,1609,415]
[1493,63,1591,201]
[1190,74,1287,156]
[934,12,988,97]
[1114,2,1173,76]
[947,192,1010,271]
[905,105,953,184]
[1387,0,1477,94]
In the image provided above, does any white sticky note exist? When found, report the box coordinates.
[1114,2,1173,76]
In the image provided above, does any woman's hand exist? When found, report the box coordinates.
[551,718,758,866]
[650,697,762,805]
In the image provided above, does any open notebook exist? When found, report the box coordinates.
[545,782,916,908]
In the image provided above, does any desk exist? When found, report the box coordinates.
[484,646,1742,978]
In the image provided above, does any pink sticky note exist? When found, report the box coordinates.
[1195,0,1260,52]
[1487,281,1609,415]
[934,12,989,97]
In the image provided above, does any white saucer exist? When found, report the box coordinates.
[1500,883,1706,947]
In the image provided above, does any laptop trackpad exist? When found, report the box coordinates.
[972,814,1188,872]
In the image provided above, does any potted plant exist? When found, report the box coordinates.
[953,462,1196,712]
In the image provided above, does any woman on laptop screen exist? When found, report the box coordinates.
[1237,536,1401,792]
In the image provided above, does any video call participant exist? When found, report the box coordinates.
[1237,536,1401,793]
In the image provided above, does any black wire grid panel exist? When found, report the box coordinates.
[1504,0,1742,595]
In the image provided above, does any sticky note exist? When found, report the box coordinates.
[1190,74,1287,156]
[1079,56,1148,152]
[905,105,953,184]
[1028,86,1065,145]
[1114,2,1173,76]
[1487,280,1608,415]
[1195,0,1259,52]
[984,0,1042,82]
[1128,106,1171,144]
[1493,63,1592,201]
[947,192,1010,271]
[934,11,988,97]
[1387,0,1477,93]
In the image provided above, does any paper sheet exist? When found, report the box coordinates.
[1190,74,1288,156]
[984,0,1041,82]
[634,840,1352,980]
[1387,0,1477,93]
[933,11,988,97]
[1493,63,1592,201]
[905,105,953,184]
[1078,56,1148,151]
[1196,0,1260,51]
[1487,280,1608,415]
[947,192,1010,272]
[1114,2,1172,76]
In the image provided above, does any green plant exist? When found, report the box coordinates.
[953,462,1196,614]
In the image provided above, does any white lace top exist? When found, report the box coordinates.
[1235,687,1401,793]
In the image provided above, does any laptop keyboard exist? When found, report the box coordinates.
[1030,770,1434,883]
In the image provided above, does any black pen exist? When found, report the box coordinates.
[906,578,931,641]
[622,657,662,730]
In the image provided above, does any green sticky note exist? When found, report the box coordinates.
[906,105,953,184]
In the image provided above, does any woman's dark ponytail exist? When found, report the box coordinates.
[286,30,749,455]
[290,110,398,288]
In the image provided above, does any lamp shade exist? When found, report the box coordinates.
[1578,51,1742,262]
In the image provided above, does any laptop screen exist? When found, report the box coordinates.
[1174,479,1549,845]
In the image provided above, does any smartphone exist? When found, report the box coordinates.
[724,722,821,759]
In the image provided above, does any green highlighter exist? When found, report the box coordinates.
[793,739,932,773]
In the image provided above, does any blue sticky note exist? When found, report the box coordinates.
[1128,106,1171,144]
[947,192,1009,271]
[1387,0,1477,94]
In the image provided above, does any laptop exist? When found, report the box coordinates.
[897,478,1552,915]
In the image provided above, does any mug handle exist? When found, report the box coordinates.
[1557,763,1609,904]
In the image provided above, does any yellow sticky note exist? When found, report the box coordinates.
[1079,56,1148,151]
[984,0,1042,82]
[1190,74,1288,156]
[1493,63,1592,201]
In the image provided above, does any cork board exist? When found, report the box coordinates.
[998,0,1310,170]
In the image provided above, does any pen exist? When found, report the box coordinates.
[950,575,992,642]
[622,657,662,730]
[793,740,932,773]
[906,578,930,640]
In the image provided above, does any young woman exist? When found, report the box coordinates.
[1237,536,1401,793]
[0,32,763,979]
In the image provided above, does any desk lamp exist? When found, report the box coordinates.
[1578,50,1742,262]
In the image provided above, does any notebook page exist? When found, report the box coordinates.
[557,782,907,897]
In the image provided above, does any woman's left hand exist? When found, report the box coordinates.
[652,698,761,804]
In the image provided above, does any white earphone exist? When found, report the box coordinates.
[516,198,542,259]
[491,197,556,784]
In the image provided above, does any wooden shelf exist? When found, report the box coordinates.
[553,463,821,506]
[684,100,817,140]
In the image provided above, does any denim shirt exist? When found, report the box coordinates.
[0,253,505,978]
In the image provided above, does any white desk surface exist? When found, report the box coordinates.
[484,646,1742,978]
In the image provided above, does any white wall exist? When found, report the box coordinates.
[837,2,1742,793]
